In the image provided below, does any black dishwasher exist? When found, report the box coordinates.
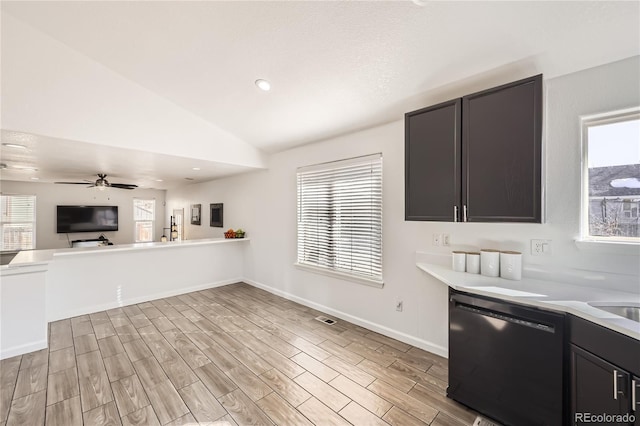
[448,289,567,426]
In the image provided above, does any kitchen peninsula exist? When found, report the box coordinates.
[0,238,249,359]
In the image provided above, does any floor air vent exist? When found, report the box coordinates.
[473,416,501,426]
[315,316,337,325]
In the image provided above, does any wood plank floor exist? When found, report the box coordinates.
[0,282,479,425]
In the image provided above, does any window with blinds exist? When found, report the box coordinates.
[133,199,155,242]
[297,153,383,285]
[1,195,36,251]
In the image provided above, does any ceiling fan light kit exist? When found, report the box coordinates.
[54,173,138,190]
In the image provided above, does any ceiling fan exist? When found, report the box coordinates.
[55,173,138,190]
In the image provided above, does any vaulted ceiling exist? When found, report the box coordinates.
[1,1,639,188]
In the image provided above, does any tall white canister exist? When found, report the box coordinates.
[500,251,523,280]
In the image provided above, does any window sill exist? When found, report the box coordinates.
[574,238,640,255]
[294,262,384,289]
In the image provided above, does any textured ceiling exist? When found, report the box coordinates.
[1,1,639,186]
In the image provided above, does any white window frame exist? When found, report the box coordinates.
[580,106,640,245]
[1,194,36,251]
[133,199,155,243]
[295,153,383,287]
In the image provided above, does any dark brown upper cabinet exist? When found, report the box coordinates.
[405,74,542,223]
[405,99,461,221]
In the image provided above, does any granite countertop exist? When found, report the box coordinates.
[417,262,640,341]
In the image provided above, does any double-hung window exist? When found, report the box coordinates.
[581,107,640,242]
[296,153,383,286]
[1,194,36,251]
[133,199,155,242]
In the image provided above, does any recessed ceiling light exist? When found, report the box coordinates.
[192,167,201,171]
[30,177,40,180]
[155,179,163,182]
[2,143,28,150]
[255,79,271,91]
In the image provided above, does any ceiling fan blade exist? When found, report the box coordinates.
[110,183,138,190]
[54,181,93,185]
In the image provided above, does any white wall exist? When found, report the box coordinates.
[0,180,166,249]
[166,57,640,356]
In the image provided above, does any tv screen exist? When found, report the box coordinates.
[57,205,119,233]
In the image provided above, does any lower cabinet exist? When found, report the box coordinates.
[570,316,640,426]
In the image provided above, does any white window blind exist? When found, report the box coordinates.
[1,195,36,251]
[297,153,383,284]
[133,199,155,242]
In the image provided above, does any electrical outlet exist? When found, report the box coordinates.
[396,300,403,312]
[442,233,450,246]
[432,233,441,246]
[531,239,552,256]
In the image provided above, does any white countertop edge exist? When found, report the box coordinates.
[52,237,250,257]
[416,262,640,341]
[5,238,250,267]
[1,263,49,275]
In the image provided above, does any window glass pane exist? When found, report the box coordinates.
[586,115,640,240]
[135,221,153,243]
[1,195,36,250]
[133,199,155,221]
[133,199,155,242]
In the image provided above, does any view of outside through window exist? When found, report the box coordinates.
[1,195,36,251]
[587,114,640,240]
[133,199,155,242]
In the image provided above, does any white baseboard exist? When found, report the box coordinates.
[243,278,449,358]
[1,339,48,360]
[47,277,244,322]
[34,276,447,361]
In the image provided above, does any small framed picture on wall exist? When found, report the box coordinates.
[210,203,223,227]
[190,204,201,225]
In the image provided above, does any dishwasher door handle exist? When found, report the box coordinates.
[454,302,556,333]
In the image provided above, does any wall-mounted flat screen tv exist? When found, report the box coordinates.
[57,205,118,233]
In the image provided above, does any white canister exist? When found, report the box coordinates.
[500,251,522,280]
[466,252,480,274]
[480,249,500,277]
[452,251,466,272]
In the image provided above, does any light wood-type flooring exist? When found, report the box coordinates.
[0,282,479,425]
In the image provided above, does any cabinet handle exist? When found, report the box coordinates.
[613,370,624,400]
[633,379,638,411]
[463,205,468,222]
[453,206,459,222]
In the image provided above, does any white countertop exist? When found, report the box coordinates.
[2,237,250,270]
[417,262,640,341]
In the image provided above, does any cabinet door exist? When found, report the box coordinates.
[462,75,542,222]
[571,344,631,425]
[405,99,461,221]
